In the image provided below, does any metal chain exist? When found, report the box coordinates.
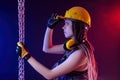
[18,0,25,80]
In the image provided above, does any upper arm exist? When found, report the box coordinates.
[43,44,65,54]
[43,28,65,54]
[50,49,85,78]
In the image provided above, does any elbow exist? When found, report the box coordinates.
[42,48,47,53]
[42,48,45,52]
[42,48,49,53]
[42,46,47,52]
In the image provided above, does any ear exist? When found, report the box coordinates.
[63,38,78,51]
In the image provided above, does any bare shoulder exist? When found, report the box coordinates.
[68,49,85,60]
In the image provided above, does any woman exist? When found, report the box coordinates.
[16,6,98,80]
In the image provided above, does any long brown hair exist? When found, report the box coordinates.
[72,20,98,80]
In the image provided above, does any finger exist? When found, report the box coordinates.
[16,46,21,55]
[17,42,24,47]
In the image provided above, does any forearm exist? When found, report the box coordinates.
[42,28,65,54]
[27,56,53,79]
[43,28,53,52]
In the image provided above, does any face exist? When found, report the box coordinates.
[62,19,74,38]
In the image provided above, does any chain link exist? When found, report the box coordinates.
[18,0,25,80]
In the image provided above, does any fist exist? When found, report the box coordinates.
[16,42,31,60]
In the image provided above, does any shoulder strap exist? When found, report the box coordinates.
[57,47,80,64]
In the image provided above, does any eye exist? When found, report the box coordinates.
[65,22,69,26]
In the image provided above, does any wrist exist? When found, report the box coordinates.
[24,53,31,60]
[47,27,54,31]
[47,25,55,29]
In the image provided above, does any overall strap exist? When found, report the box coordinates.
[58,47,80,64]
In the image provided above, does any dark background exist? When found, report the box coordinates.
[0,0,120,80]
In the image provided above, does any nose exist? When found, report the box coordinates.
[62,25,65,29]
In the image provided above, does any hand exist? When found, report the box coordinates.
[16,42,31,60]
[47,13,63,29]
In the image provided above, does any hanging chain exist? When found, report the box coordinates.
[18,0,25,80]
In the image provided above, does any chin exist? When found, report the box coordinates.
[65,35,71,38]
[64,34,73,38]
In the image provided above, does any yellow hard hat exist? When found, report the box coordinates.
[64,6,91,27]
